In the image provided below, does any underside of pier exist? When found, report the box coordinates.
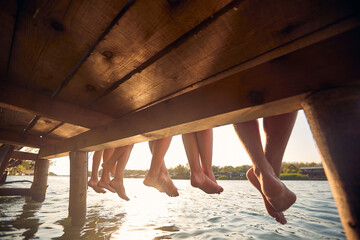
[0,0,359,238]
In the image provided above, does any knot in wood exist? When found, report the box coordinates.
[50,20,65,32]
[102,51,113,59]
[85,84,96,92]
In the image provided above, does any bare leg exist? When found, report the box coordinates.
[234,121,285,223]
[264,112,298,177]
[143,137,179,197]
[98,148,116,193]
[88,150,106,193]
[103,148,115,175]
[243,113,298,224]
[196,129,223,192]
[109,144,134,201]
[234,118,296,212]
[196,129,223,184]
[182,132,222,194]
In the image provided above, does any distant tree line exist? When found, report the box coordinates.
[113,161,323,180]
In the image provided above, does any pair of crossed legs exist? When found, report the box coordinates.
[88,146,134,201]
[233,112,298,224]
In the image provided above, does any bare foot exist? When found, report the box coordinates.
[204,171,224,193]
[247,168,286,224]
[97,179,116,193]
[143,171,179,197]
[253,167,296,212]
[88,179,106,193]
[191,171,223,194]
[109,179,129,201]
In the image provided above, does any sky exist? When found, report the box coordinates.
[49,110,322,175]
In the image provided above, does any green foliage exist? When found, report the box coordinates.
[9,164,26,175]
[280,173,308,180]
[172,164,190,179]
[123,169,148,178]
[217,176,228,180]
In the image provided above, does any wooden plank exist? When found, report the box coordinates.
[89,0,358,117]
[38,28,360,158]
[47,122,88,139]
[0,0,17,81]
[138,16,360,110]
[11,151,38,161]
[0,82,114,128]
[7,0,72,87]
[7,0,128,93]
[0,108,35,133]
[57,0,232,105]
[0,128,59,148]
[27,116,62,136]
[0,188,30,196]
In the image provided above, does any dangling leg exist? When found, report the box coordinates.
[88,150,106,193]
[234,118,296,211]
[98,148,116,193]
[196,129,223,192]
[264,112,298,177]
[110,144,134,201]
[183,132,222,194]
[144,137,178,197]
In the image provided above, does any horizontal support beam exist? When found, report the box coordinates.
[0,82,114,128]
[0,129,58,148]
[11,151,38,161]
[39,27,360,159]
[0,188,30,196]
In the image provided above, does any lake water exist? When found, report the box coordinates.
[0,176,345,239]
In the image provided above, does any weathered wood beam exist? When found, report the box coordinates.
[302,87,360,239]
[68,151,87,226]
[0,82,114,128]
[11,151,38,161]
[0,188,30,196]
[38,27,360,159]
[29,158,49,202]
[0,128,58,148]
[0,145,14,177]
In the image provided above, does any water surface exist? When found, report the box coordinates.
[0,176,344,239]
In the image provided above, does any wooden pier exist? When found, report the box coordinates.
[0,0,359,238]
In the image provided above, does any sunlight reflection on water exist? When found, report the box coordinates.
[0,176,345,239]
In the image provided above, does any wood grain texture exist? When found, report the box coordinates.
[38,28,360,158]
[8,0,128,94]
[302,87,360,239]
[89,0,357,118]
[0,82,114,128]
[47,122,88,139]
[0,0,17,81]
[0,108,34,133]
[69,151,87,226]
[57,0,231,105]
[11,151,39,161]
[30,158,49,202]
[0,128,59,148]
